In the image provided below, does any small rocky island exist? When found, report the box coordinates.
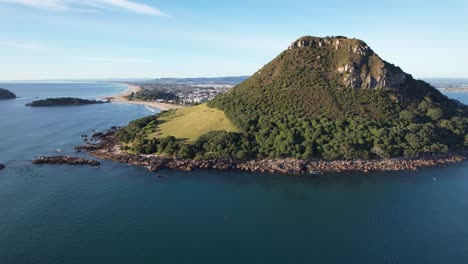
[0,88,16,100]
[26,97,109,107]
[32,156,100,166]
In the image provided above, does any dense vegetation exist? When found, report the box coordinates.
[209,97,467,159]
[26,98,109,107]
[117,36,468,160]
[0,88,16,100]
[118,97,468,160]
[127,90,178,102]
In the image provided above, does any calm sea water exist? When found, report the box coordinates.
[0,83,467,264]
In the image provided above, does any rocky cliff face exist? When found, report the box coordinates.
[287,36,410,90]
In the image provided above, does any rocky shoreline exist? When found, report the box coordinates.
[32,156,100,167]
[78,130,467,175]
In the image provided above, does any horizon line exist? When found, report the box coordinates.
[1,76,468,82]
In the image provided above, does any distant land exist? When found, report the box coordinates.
[0,76,250,84]
[82,36,467,174]
[423,78,468,92]
[424,78,468,87]
[4,77,468,88]
[0,88,16,100]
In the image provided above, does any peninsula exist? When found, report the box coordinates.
[105,84,184,111]
[84,36,468,174]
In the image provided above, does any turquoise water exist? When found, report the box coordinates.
[0,83,467,264]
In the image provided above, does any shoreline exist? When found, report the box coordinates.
[105,83,185,111]
[438,87,468,92]
[79,131,467,175]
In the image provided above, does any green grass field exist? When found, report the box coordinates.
[150,103,238,142]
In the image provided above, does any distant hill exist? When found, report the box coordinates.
[149,76,249,85]
[0,88,16,100]
[2,77,250,84]
[118,36,468,161]
[423,78,468,89]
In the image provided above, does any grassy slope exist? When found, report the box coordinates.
[149,103,238,142]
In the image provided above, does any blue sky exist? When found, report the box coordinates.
[0,0,467,80]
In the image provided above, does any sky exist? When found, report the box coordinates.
[0,0,467,80]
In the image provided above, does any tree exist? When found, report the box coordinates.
[427,108,443,121]
[179,144,196,159]
[399,110,416,122]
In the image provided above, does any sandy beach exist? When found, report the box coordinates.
[105,84,185,111]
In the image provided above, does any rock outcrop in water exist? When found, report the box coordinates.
[0,88,16,100]
[0,164,5,170]
[32,156,100,166]
[26,97,109,107]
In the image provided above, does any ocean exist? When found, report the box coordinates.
[0,82,467,264]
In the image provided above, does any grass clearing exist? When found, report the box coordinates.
[149,103,238,143]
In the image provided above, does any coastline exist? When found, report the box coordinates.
[105,83,185,111]
[79,130,467,175]
[438,88,468,93]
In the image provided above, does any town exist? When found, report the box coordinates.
[126,77,247,105]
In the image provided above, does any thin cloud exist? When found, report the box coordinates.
[0,0,168,16]
[0,40,50,51]
[98,0,168,16]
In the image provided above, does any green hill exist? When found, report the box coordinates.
[118,36,468,160]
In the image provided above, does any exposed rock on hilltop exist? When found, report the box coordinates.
[288,36,408,89]
[284,36,439,103]
[0,88,16,100]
